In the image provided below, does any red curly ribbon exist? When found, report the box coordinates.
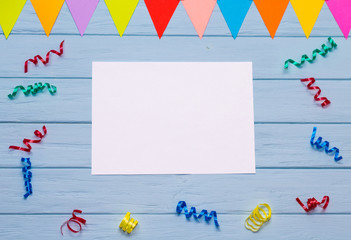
[9,126,47,152]
[24,40,64,73]
[300,78,331,107]
[296,196,329,212]
[60,209,86,235]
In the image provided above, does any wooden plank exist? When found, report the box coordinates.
[0,214,349,239]
[1,124,349,168]
[0,169,350,213]
[1,80,350,123]
[1,1,342,37]
[0,36,346,79]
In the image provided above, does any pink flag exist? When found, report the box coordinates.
[327,0,351,39]
[182,0,216,39]
[66,0,99,36]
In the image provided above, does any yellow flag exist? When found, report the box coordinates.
[290,0,325,38]
[105,0,139,36]
[0,0,27,39]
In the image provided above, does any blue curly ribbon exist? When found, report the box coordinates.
[21,158,32,199]
[310,127,342,162]
[176,201,219,227]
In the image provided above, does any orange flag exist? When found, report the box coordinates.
[254,0,289,38]
[30,0,64,37]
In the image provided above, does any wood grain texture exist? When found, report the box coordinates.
[1,169,350,214]
[0,214,350,240]
[1,80,350,123]
[1,79,350,123]
[0,1,350,239]
[0,36,348,79]
[1,124,349,168]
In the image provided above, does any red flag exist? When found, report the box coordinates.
[144,0,180,38]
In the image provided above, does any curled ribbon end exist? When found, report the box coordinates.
[119,212,138,234]
[61,210,86,235]
[310,127,341,162]
[296,196,329,212]
[176,201,219,227]
[24,41,64,73]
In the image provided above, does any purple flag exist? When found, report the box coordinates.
[66,0,99,36]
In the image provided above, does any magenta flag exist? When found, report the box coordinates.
[66,0,99,36]
[327,0,351,39]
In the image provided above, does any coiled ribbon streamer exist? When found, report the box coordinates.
[9,126,47,152]
[310,127,342,161]
[245,203,271,232]
[21,158,32,199]
[176,201,219,227]
[296,196,329,212]
[60,209,86,235]
[284,37,337,69]
[24,40,64,73]
[8,82,57,99]
[300,78,331,107]
[119,212,138,234]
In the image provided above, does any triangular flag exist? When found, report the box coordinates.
[290,0,325,38]
[182,0,216,39]
[326,0,351,39]
[105,0,139,37]
[254,0,289,38]
[217,0,252,39]
[0,0,26,39]
[30,0,65,37]
[66,0,99,36]
[144,0,180,38]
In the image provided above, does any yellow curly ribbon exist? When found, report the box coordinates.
[119,212,138,234]
[245,203,271,232]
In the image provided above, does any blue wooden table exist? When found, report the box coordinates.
[1,1,350,239]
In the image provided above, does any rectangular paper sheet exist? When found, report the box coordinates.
[92,62,255,174]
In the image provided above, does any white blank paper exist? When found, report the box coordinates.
[92,62,255,174]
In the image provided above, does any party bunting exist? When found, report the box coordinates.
[0,0,27,39]
[30,0,64,37]
[105,0,139,37]
[290,0,325,38]
[66,0,99,36]
[254,0,289,38]
[217,0,252,39]
[327,0,351,39]
[182,0,216,39]
[144,0,180,38]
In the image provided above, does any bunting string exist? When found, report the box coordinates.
[176,201,219,227]
[300,78,330,107]
[2,2,351,38]
[296,196,329,212]
[9,126,47,152]
[284,37,337,69]
[8,82,57,99]
[310,127,342,162]
[24,40,64,73]
[21,158,33,199]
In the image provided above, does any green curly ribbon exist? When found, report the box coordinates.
[284,37,337,69]
[8,82,57,99]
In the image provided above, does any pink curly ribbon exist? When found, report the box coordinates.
[24,41,64,73]
[300,78,331,107]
